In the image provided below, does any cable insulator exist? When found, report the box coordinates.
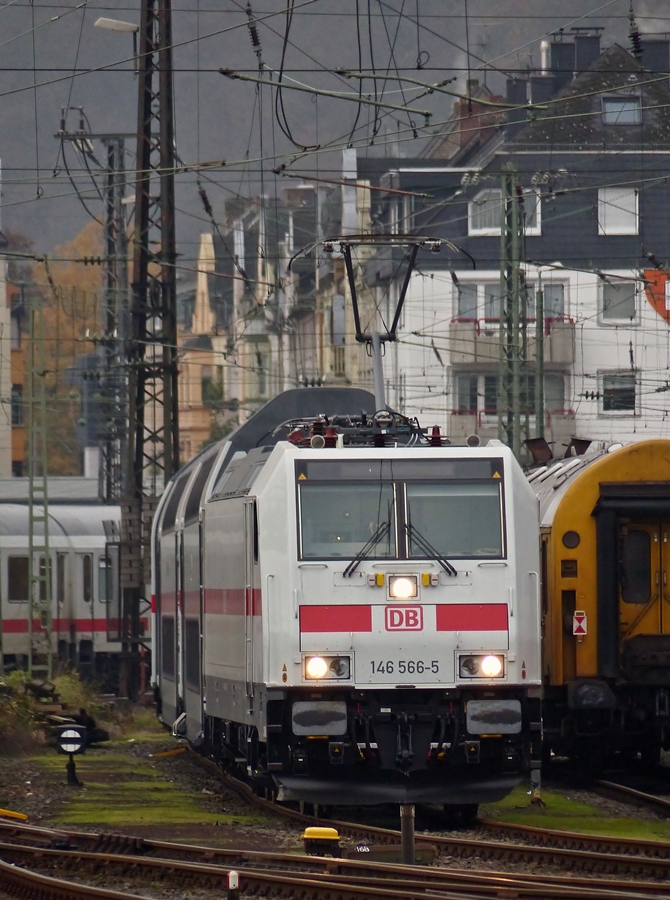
[249,24,260,48]
[198,186,213,219]
[629,5,643,60]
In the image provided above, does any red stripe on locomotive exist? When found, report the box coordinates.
[435,603,508,631]
[202,587,262,616]
[300,605,373,633]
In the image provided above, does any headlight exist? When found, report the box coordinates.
[480,655,503,677]
[388,575,418,600]
[459,654,505,679]
[306,656,328,678]
[305,655,351,680]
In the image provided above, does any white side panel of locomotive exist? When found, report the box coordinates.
[204,498,246,681]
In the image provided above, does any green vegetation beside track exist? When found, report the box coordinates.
[481,784,670,842]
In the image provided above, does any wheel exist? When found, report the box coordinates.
[459,803,479,826]
[640,741,661,768]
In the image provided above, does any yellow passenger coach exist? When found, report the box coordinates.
[530,440,670,766]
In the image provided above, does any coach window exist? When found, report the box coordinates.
[57,554,66,605]
[299,482,396,559]
[99,558,112,604]
[8,556,29,602]
[83,555,92,603]
[406,482,503,558]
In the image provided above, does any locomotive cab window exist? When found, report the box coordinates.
[406,482,503,558]
[297,459,505,561]
[299,482,396,559]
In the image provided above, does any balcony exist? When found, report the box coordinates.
[448,409,576,448]
[449,319,575,366]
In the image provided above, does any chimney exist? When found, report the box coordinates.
[574,33,601,72]
[529,74,554,105]
[551,40,575,93]
[506,78,527,136]
[540,40,550,74]
[641,38,670,88]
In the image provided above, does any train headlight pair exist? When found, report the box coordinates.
[305,655,351,680]
[459,654,505,679]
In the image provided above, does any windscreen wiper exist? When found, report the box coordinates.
[343,521,391,577]
[405,522,457,576]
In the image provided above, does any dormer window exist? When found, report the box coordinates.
[468,188,541,236]
[602,96,641,125]
[468,189,502,234]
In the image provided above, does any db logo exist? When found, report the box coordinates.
[385,606,423,631]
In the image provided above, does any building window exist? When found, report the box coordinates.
[456,284,478,318]
[602,96,641,125]
[545,373,565,413]
[10,313,20,350]
[483,375,498,415]
[331,293,346,344]
[523,191,541,235]
[456,374,478,413]
[484,284,500,319]
[246,340,270,400]
[456,373,564,418]
[600,280,638,322]
[544,283,565,318]
[11,385,22,426]
[468,188,540,236]
[469,189,502,235]
[598,188,638,235]
[601,372,637,414]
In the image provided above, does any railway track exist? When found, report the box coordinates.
[0,821,669,900]
[596,780,670,817]
[187,751,670,872]
[4,753,670,899]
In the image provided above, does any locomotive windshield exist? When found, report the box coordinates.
[299,483,396,559]
[297,458,505,561]
[406,482,503,558]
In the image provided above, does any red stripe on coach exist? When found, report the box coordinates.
[435,604,508,632]
[300,605,372,633]
[1,618,148,634]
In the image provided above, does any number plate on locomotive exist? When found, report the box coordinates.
[370,660,439,675]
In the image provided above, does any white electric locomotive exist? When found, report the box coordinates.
[153,388,542,811]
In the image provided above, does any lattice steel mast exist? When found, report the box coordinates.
[498,167,529,459]
[27,293,52,678]
[120,0,179,697]
[100,138,130,503]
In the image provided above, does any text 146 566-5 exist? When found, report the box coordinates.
[370,660,439,675]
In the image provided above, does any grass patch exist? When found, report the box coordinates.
[39,745,273,828]
[481,785,670,842]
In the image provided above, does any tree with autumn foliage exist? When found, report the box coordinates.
[20,222,104,476]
